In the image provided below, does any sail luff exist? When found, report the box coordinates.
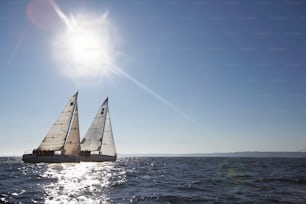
[38,92,78,151]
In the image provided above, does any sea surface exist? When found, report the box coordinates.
[0,157,306,203]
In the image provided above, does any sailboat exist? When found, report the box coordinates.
[80,98,117,162]
[22,92,81,163]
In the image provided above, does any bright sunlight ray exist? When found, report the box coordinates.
[50,1,193,122]
[111,65,194,123]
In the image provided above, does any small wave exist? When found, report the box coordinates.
[256,176,306,185]
[1,157,306,203]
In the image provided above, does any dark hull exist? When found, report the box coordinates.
[80,154,116,162]
[22,154,80,163]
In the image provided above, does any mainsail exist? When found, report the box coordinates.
[81,98,116,156]
[63,103,80,156]
[38,92,78,151]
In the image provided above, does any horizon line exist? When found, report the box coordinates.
[2,150,306,157]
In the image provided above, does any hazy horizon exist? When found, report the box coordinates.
[0,150,306,157]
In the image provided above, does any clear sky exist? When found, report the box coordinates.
[1,0,306,156]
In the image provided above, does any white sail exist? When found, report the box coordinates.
[63,103,80,157]
[100,109,116,156]
[38,92,78,151]
[81,98,108,151]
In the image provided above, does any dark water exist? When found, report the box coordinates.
[0,157,306,203]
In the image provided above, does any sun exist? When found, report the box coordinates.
[58,24,112,77]
[66,29,101,65]
[51,1,117,81]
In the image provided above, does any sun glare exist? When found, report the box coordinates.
[51,1,117,82]
[67,30,100,64]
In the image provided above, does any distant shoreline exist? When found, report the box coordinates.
[2,151,306,158]
[118,151,306,158]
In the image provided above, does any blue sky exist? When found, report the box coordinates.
[1,0,306,155]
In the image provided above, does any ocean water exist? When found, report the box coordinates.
[0,157,306,203]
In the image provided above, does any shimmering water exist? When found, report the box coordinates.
[0,157,306,203]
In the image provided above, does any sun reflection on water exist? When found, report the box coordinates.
[41,162,126,203]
